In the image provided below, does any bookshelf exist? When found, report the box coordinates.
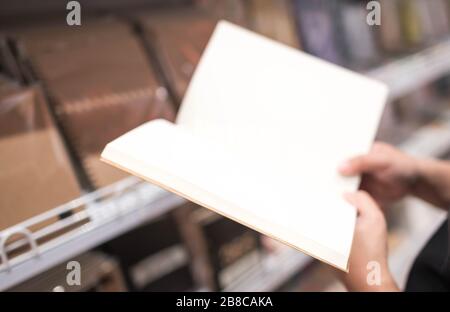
[2,0,450,292]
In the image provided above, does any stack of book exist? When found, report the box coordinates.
[293,0,450,69]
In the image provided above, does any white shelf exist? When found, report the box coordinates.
[0,177,185,291]
[366,38,450,99]
[399,111,450,157]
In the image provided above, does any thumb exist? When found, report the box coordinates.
[344,191,380,216]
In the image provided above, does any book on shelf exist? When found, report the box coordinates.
[292,0,345,66]
[101,21,388,271]
[378,0,405,54]
[245,0,300,48]
[339,0,380,69]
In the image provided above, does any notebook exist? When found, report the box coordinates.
[101,21,388,271]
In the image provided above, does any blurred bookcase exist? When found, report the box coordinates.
[1,0,450,291]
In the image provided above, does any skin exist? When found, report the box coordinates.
[338,142,450,291]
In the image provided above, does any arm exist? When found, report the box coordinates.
[412,158,450,208]
[339,142,450,210]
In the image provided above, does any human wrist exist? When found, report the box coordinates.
[410,158,450,207]
[409,157,430,198]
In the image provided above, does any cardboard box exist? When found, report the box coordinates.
[0,85,81,232]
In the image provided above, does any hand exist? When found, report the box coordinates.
[340,191,398,292]
[339,142,419,206]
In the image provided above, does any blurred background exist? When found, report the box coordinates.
[0,0,450,292]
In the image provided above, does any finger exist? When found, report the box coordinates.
[338,154,388,176]
[344,191,380,216]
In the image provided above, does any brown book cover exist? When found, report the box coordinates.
[377,0,405,54]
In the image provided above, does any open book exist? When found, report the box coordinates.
[101,21,388,271]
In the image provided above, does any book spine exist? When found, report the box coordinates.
[399,0,424,48]
[246,0,300,48]
[377,0,405,54]
[339,0,380,69]
[293,0,345,65]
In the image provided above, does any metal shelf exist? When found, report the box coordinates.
[0,177,185,291]
[399,111,450,157]
[366,38,450,99]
